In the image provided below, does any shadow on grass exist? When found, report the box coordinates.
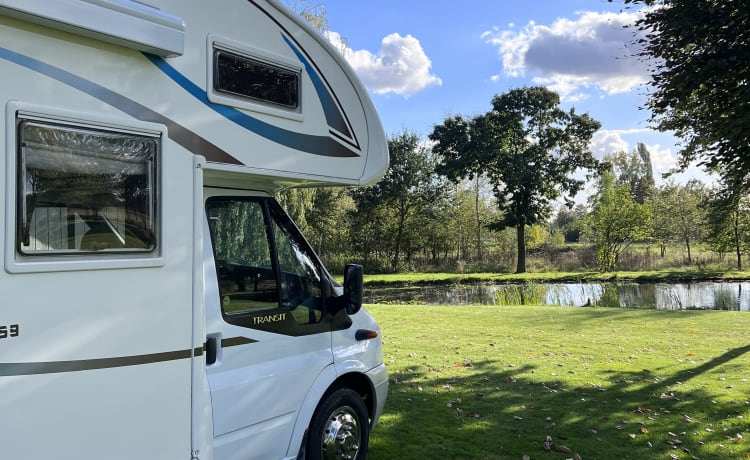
[369,344,750,459]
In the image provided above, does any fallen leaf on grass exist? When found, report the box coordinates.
[543,436,553,451]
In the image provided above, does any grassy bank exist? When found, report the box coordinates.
[361,269,750,286]
[366,304,750,459]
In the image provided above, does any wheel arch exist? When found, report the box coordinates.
[286,368,377,458]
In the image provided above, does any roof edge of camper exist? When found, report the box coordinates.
[265,0,390,186]
[0,0,185,57]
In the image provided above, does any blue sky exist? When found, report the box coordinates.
[318,0,711,192]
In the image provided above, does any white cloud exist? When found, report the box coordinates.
[646,143,677,173]
[326,31,442,97]
[589,129,678,175]
[482,11,650,101]
[589,129,630,159]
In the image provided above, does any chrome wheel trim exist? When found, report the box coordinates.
[320,405,362,460]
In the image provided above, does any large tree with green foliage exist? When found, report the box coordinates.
[349,131,446,271]
[605,143,655,204]
[625,0,750,186]
[585,171,653,271]
[651,180,706,264]
[703,177,750,270]
[430,86,601,273]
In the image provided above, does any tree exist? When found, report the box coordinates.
[703,177,750,270]
[349,131,446,271]
[585,171,653,271]
[430,86,601,273]
[286,0,330,33]
[625,0,750,187]
[605,143,655,204]
[552,204,587,243]
[651,180,706,263]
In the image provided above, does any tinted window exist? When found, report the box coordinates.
[207,197,324,325]
[207,199,279,314]
[18,121,158,254]
[214,50,299,109]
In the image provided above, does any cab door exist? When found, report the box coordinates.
[202,190,334,460]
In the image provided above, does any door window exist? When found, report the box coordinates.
[206,198,324,326]
[270,206,323,324]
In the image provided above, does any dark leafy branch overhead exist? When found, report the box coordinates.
[622,0,750,186]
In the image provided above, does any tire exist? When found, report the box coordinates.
[306,387,369,460]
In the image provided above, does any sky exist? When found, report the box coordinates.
[318,0,712,197]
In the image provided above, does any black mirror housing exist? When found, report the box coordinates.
[343,264,363,314]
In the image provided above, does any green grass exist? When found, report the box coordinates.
[359,269,750,286]
[366,304,750,459]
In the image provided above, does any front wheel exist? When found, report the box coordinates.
[306,387,369,460]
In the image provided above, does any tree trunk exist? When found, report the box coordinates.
[392,209,407,272]
[685,235,692,265]
[516,224,526,273]
[474,177,483,261]
[735,213,742,270]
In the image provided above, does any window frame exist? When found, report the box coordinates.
[205,194,332,334]
[5,102,166,273]
[206,34,304,122]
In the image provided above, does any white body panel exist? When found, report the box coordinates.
[0,1,388,459]
[0,112,199,459]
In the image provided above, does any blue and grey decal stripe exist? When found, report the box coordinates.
[0,337,256,377]
[145,54,359,158]
[0,45,360,161]
[281,34,357,147]
[0,46,243,165]
[247,0,361,151]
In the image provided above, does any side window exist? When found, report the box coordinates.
[207,199,278,314]
[18,120,158,254]
[270,205,323,325]
[206,197,324,325]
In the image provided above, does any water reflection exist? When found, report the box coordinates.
[363,282,750,311]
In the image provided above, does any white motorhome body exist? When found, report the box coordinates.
[0,1,388,459]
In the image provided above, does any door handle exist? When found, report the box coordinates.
[206,337,218,365]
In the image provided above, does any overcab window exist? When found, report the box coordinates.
[214,49,300,110]
[17,120,159,254]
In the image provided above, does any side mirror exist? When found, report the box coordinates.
[343,264,364,315]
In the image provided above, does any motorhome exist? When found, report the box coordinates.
[0,1,389,459]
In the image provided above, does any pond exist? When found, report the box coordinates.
[363,281,750,311]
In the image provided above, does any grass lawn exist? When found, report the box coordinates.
[366,304,750,459]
